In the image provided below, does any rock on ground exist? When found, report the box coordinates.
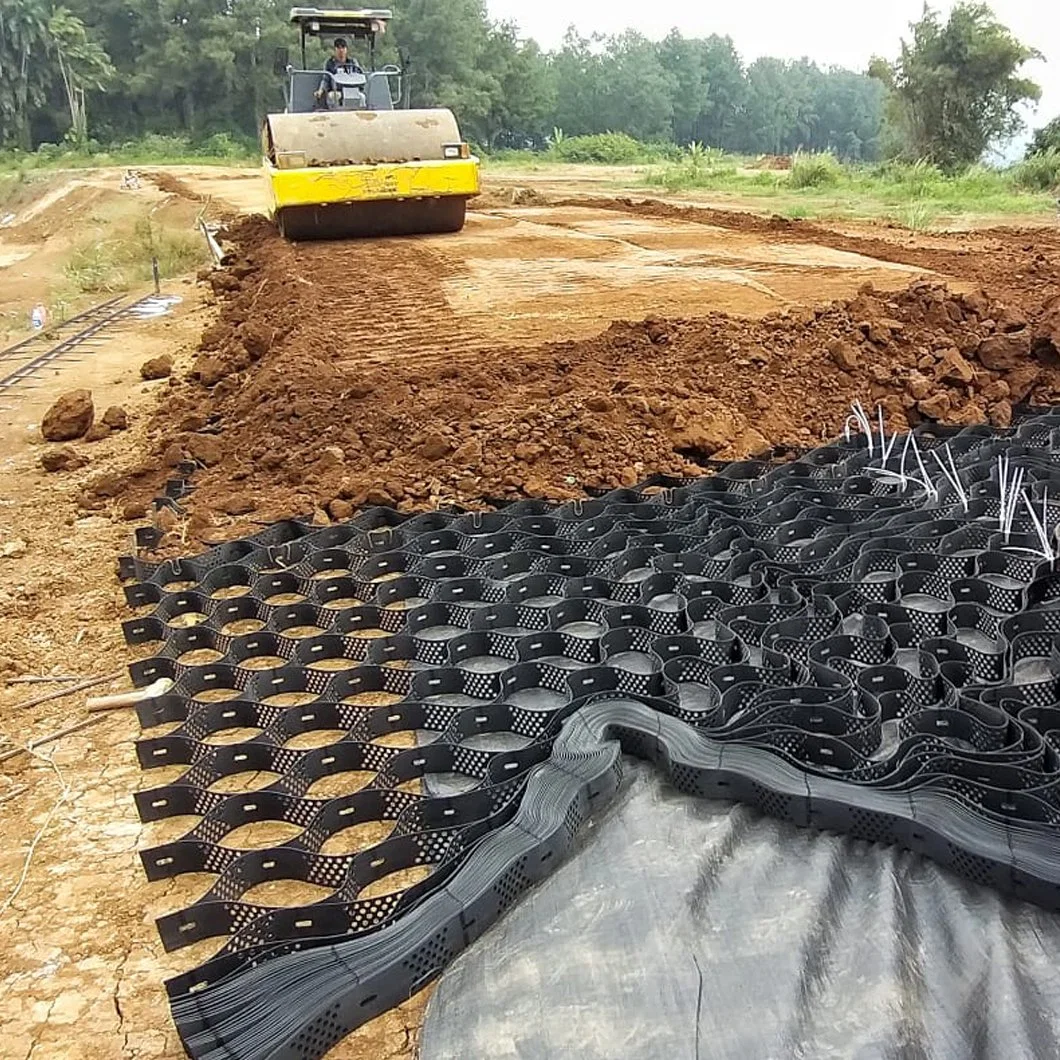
[140,355,174,381]
[102,406,129,430]
[40,446,89,473]
[41,390,94,442]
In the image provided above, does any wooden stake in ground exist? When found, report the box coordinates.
[13,672,122,711]
[6,675,82,686]
[86,677,173,713]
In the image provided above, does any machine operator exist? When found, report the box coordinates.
[315,38,364,102]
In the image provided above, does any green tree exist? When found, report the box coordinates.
[658,30,706,146]
[69,0,287,142]
[478,22,554,148]
[0,0,112,148]
[550,29,674,142]
[813,66,884,159]
[886,2,1041,170]
[48,6,114,145]
[389,0,493,123]
[549,28,608,136]
[696,35,747,150]
[743,58,811,154]
[595,31,674,142]
[1027,116,1060,158]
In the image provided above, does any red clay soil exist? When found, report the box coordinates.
[93,209,1060,551]
[145,170,208,203]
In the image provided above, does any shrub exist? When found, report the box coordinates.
[1011,148,1060,191]
[895,201,939,232]
[64,212,207,293]
[123,133,194,160]
[198,132,254,159]
[648,141,684,163]
[747,170,783,187]
[873,158,944,195]
[548,132,656,164]
[34,142,65,163]
[789,152,843,189]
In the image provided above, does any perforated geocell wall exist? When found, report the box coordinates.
[121,412,1060,1060]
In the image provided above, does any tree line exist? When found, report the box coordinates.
[0,0,1052,171]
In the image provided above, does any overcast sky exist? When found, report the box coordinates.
[486,1,1059,150]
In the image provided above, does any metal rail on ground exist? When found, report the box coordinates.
[0,295,165,396]
[0,297,125,363]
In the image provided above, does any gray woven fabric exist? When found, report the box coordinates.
[422,759,1060,1060]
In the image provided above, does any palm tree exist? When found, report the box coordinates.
[0,0,52,149]
[0,2,113,149]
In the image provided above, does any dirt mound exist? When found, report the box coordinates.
[147,170,208,203]
[98,214,1060,549]
[475,186,549,209]
[7,182,109,243]
[753,155,793,170]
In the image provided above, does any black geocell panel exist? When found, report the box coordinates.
[120,412,1060,1060]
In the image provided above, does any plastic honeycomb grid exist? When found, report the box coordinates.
[117,415,1060,1060]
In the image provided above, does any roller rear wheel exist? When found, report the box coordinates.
[276,197,467,241]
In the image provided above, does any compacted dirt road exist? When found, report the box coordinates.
[0,165,1058,1060]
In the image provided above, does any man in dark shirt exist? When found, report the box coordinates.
[316,38,364,102]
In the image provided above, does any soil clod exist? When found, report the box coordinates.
[41,389,94,442]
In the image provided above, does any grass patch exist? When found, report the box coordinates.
[893,201,940,232]
[0,168,44,213]
[0,173,18,210]
[641,145,1055,224]
[0,132,258,174]
[488,131,679,167]
[65,213,208,294]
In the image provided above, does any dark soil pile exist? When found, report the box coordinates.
[98,211,1060,548]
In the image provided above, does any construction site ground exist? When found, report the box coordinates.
[1,164,1059,1059]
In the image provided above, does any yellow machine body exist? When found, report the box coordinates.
[267,158,480,209]
[262,107,480,240]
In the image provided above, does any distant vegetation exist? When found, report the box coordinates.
[0,0,1056,233]
[476,132,1056,223]
[637,147,1057,222]
[642,146,1059,196]
[0,132,258,173]
[1,131,1054,233]
[1028,117,1060,158]
[3,0,1051,177]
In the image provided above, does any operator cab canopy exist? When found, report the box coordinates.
[289,7,393,42]
[287,7,393,73]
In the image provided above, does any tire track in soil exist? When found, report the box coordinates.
[284,236,473,371]
[560,197,1060,301]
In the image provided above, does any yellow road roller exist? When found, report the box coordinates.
[264,8,480,240]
